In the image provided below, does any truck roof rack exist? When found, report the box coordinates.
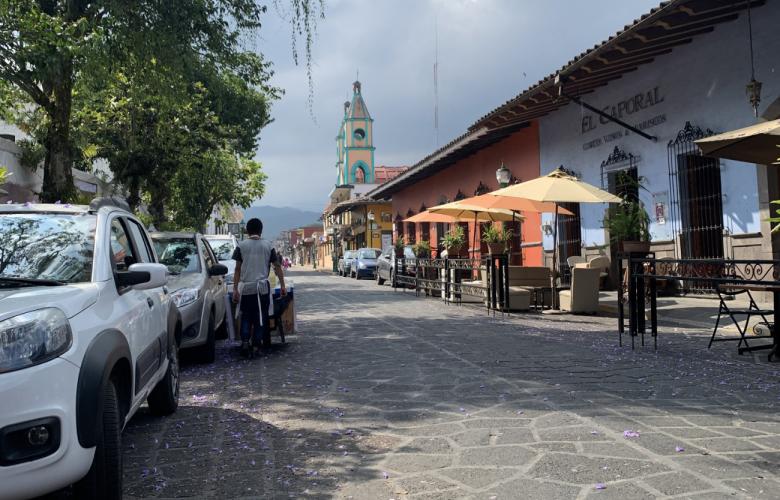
[89,197,131,212]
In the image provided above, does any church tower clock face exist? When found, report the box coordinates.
[353,128,366,141]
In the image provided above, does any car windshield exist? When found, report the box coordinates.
[205,238,235,260]
[153,238,200,274]
[404,247,415,259]
[358,249,380,259]
[345,251,356,259]
[0,213,96,284]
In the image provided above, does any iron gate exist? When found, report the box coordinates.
[668,121,722,292]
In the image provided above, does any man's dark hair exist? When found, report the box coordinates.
[246,218,263,236]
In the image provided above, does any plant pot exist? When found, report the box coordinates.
[446,246,466,258]
[620,240,651,254]
[487,242,506,255]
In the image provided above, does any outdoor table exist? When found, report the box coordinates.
[719,283,779,361]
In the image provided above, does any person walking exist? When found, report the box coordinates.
[232,218,287,358]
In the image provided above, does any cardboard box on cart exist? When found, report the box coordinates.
[269,283,295,336]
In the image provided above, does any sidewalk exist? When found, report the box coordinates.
[598,291,774,335]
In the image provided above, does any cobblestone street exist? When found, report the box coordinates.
[123,270,780,499]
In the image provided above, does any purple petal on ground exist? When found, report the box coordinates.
[623,430,640,438]
[595,483,607,490]
[591,431,599,435]
[382,471,389,479]
[675,446,685,452]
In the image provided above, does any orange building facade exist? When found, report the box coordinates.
[371,121,542,265]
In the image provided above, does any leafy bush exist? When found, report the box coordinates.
[413,240,431,258]
[482,224,512,244]
[442,225,466,250]
[394,235,406,254]
[602,172,650,244]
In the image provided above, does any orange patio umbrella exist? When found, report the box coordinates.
[463,194,574,216]
[404,211,461,223]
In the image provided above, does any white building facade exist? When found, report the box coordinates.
[534,0,780,266]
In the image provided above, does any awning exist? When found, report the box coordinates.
[695,119,780,165]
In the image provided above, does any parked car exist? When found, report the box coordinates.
[151,232,228,363]
[352,248,382,279]
[0,198,181,500]
[340,250,357,277]
[376,245,415,285]
[204,234,238,299]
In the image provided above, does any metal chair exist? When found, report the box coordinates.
[709,285,773,349]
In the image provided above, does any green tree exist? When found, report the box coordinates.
[0,0,321,202]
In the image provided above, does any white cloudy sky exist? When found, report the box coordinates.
[253,0,661,212]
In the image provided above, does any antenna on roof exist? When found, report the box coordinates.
[434,13,439,149]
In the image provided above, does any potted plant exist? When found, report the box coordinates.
[393,236,406,258]
[413,240,431,258]
[603,173,651,254]
[442,225,466,257]
[482,224,513,254]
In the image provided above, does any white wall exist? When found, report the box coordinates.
[538,2,780,250]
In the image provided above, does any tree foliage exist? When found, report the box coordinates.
[0,0,322,215]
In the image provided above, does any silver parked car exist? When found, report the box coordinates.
[204,234,238,294]
[340,250,357,277]
[352,248,382,279]
[151,232,228,363]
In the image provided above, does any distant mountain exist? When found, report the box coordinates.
[243,205,320,241]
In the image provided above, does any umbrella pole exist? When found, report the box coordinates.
[552,204,559,310]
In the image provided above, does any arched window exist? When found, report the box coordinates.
[350,161,370,184]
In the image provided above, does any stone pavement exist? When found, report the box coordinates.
[123,270,780,499]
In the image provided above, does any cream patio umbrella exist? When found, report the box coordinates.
[491,167,623,309]
[695,118,780,165]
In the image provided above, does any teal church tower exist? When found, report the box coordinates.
[336,81,375,185]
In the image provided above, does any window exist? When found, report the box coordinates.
[200,239,216,269]
[353,128,365,140]
[0,213,96,283]
[110,219,138,273]
[126,220,153,263]
[205,237,236,261]
[152,237,201,274]
[421,222,430,244]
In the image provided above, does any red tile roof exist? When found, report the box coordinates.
[374,165,409,184]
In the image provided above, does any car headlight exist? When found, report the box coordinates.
[171,288,199,307]
[0,308,72,373]
[359,262,366,269]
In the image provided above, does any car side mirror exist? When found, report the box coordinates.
[209,263,228,276]
[118,263,168,290]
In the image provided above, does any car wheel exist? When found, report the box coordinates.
[196,312,216,364]
[377,272,386,286]
[148,336,180,416]
[74,380,123,500]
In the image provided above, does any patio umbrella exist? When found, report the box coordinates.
[461,193,574,265]
[404,211,460,224]
[464,193,574,216]
[429,201,524,258]
[404,209,522,223]
[695,118,780,165]
[491,167,622,309]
